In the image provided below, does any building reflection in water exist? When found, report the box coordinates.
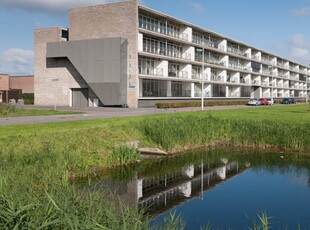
[92,158,250,217]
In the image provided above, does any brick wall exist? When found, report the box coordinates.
[9,76,34,93]
[0,74,9,91]
[34,28,89,106]
[69,0,139,108]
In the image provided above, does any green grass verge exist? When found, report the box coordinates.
[0,104,309,229]
[0,104,81,117]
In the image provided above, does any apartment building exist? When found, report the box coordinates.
[34,0,310,108]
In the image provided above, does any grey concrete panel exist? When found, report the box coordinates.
[89,83,120,105]
[46,37,126,106]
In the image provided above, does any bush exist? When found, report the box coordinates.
[19,93,34,105]
[155,100,247,109]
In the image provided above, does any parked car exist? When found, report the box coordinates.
[282,98,296,104]
[247,98,261,106]
[266,98,274,105]
[258,98,269,105]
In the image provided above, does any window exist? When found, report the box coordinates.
[142,79,167,97]
[213,84,226,97]
[138,58,155,75]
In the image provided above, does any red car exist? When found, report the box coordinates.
[258,98,269,105]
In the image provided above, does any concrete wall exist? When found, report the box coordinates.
[68,0,139,108]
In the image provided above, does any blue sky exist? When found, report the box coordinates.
[0,0,309,75]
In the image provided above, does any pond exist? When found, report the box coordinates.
[80,149,310,229]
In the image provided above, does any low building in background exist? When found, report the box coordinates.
[34,0,310,108]
[0,74,34,103]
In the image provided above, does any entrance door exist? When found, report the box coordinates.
[72,88,89,107]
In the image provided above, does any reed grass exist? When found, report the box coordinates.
[139,113,310,152]
[108,145,141,166]
[249,212,271,230]
[0,104,16,116]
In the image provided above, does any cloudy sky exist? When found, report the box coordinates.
[0,0,309,75]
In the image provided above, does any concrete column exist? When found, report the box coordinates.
[167,80,171,97]
[191,83,195,97]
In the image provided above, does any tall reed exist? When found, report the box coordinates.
[140,113,310,152]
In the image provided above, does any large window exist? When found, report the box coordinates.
[143,37,159,54]
[142,79,167,97]
[192,32,219,48]
[139,15,159,32]
[168,63,180,77]
[212,84,226,97]
[138,58,154,75]
[143,37,183,59]
[192,66,201,79]
[171,82,191,97]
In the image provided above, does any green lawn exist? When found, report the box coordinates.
[207,104,310,123]
[0,104,82,118]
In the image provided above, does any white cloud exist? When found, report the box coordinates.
[292,7,310,17]
[189,2,204,13]
[1,48,34,75]
[0,0,123,14]
[287,34,310,65]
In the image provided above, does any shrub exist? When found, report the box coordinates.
[19,93,34,105]
[155,100,247,109]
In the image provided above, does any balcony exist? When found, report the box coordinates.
[251,55,259,60]
[195,55,225,66]
[227,47,248,57]
[139,21,188,41]
[227,78,238,83]
[240,79,250,84]
[139,67,163,76]
[228,63,250,71]
[143,45,191,60]
[168,70,188,79]
[251,80,260,85]
[211,75,224,82]
[192,38,224,51]
[191,74,200,80]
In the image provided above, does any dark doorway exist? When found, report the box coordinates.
[72,88,89,107]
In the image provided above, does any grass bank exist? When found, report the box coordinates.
[0,104,309,228]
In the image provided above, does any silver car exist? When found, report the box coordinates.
[247,99,261,106]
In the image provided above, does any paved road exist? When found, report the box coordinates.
[0,105,250,126]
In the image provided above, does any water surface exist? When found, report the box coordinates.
[82,149,310,229]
